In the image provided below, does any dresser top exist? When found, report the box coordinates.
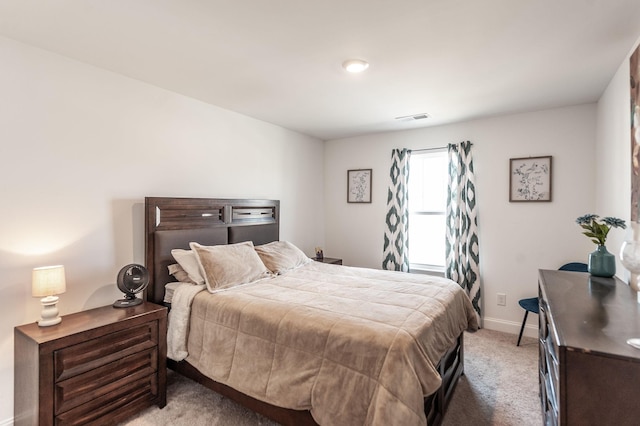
[539,269,640,360]
[15,301,166,345]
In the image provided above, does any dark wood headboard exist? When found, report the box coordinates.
[144,197,280,305]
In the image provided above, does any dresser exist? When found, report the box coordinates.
[538,270,640,426]
[14,302,167,426]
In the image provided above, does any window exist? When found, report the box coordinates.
[408,149,448,272]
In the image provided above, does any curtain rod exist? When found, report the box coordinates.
[411,142,473,153]
[410,146,447,153]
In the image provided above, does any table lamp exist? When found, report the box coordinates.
[32,265,66,326]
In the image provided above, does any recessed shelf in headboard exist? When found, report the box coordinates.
[144,197,280,304]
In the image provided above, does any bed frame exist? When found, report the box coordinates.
[144,196,464,426]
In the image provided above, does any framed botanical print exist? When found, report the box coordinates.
[509,156,552,202]
[347,169,372,203]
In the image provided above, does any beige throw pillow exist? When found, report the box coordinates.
[190,241,272,292]
[167,263,197,284]
[254,241,312,275]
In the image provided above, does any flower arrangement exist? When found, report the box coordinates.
[576,214,626,246]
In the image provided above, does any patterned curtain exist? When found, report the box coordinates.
[446,141,481,323]
[383,149,411,271]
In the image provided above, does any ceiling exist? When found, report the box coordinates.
[1,0,640,140]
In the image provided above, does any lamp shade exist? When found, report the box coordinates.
[32,265,66,297]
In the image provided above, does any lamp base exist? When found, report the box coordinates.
[38,295,62,327]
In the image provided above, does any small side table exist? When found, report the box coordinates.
[314,257,342,265]
[14,302,167,426]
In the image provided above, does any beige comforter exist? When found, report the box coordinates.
[184,262,478,426]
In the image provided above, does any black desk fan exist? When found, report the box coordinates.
[113,264,149,308]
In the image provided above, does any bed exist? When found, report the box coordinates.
[144,196,478,426]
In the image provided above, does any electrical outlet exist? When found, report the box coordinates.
[497,293,506,306]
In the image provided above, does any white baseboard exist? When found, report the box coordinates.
[483,316,538,340]
[0,417,14,426]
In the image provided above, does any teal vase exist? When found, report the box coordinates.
[588,245,616,277]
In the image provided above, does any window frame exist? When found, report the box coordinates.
[408,149,448,273]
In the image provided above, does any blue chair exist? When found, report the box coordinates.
[516,262,588,346]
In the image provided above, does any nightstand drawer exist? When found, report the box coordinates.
[55,373,157,426]
[55,347,157,415]
[55,322,158,381]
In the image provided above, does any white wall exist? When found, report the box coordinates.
[595,36,640,279]
[0,35,324,423]
[324,104,597,334]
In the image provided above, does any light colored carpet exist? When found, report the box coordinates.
[122,328,541,426]
[442,329,540,426]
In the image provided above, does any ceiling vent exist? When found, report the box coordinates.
[395,113,430,121]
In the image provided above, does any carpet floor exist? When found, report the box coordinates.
[122,328,541,426]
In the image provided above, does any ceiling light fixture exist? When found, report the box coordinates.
[342,59,369,73]
[395,113,431,121]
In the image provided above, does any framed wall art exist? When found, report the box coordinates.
[509,156,552,202]
[347,169,372,203]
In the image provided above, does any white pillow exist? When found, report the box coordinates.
[170,249,205,285]
[190,241,272,292]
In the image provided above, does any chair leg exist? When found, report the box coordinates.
[517,310,529,346]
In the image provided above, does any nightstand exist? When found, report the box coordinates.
[314,257,342,265]
[14,302,167,426]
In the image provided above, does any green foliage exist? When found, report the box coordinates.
[576,214,626,246]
